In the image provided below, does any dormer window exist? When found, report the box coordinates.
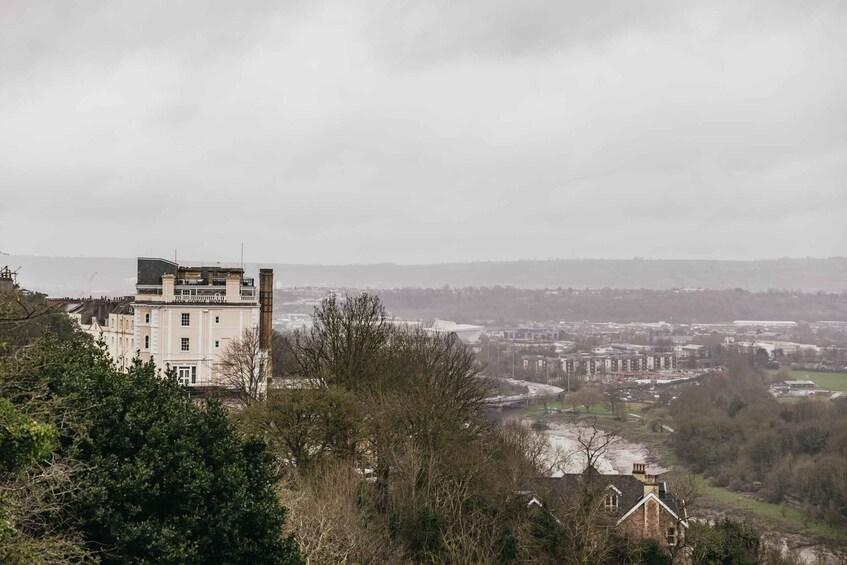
[604,485,622,512]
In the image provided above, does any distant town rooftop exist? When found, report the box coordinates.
[732,320,798,326]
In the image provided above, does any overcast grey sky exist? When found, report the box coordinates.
[1,0,845,264]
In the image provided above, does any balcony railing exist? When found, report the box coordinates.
[136,285,257,302]
[173,286,257,303]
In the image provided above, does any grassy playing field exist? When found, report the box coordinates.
[769,369,847,392]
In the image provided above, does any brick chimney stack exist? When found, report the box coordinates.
[259,269,273,382]
[633,463,660,495]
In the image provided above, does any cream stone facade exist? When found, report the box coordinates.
[133,258,260,386]
[99,310,136,371]
[60,298,136,371]
[57,258,270,389]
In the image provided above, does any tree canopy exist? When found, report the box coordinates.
[0,288,301,564]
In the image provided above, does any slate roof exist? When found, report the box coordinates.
[537,466,683,518]
[52,297,134,326]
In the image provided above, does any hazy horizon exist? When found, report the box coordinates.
[7,255,847,296]
[5,252,846,268]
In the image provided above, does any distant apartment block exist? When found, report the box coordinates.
[522,353,677,377]
[502,327,563,341]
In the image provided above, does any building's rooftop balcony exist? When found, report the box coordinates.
[135,284,257,304]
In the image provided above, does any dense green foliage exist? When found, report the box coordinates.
[0,397,55,472]
[686,519,761,565]
[671,355,847,527]
[1,288,301,564]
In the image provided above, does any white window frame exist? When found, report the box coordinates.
[176,365,197,386]
[666,527,677,546]
[181,313,190,327]
[181,337,189,352]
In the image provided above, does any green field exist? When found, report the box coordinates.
[699,482,841,540]
[769,369,847,392]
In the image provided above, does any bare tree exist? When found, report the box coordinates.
[575,417,618,471]
[569,387,602,414]
[290,293,393,391]
[501,420,569,477]
[219,326,268,406]
[604,385,627,420]
[236,386,360,470]
[279,462,407,564]
[647,407,670,432]
[0,455,97,564]
[664,471,703,561]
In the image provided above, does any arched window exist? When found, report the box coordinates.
[144,335,150,349]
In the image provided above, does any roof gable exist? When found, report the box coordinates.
[616,492,688,529]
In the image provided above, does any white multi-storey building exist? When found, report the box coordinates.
[132,258,262,387]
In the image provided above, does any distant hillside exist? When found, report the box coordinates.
[374,287,847,324]
[5,255,847,296]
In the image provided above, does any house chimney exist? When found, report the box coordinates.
[643,474,660,496]
[259,268,273,381]
[633,463,660,496]
[0,266,15,293]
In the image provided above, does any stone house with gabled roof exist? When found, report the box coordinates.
[536,463,688,551]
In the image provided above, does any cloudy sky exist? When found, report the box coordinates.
[1,0,845,264]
